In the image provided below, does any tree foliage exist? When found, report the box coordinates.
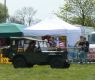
[56,0,95,27]
[8,16,41,25]
[0,3,8,23]
[8,16,24,24]
[9,7,37,26]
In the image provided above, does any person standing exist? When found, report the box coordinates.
[83,37,89,63]
[75,36,86,63]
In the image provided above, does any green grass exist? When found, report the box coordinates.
[0,64,95,80]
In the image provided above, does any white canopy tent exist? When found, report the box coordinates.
[24,15,81,46]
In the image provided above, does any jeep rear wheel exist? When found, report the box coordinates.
[50,58,64,68]
[63,61,70,68]
[12,56,27,68]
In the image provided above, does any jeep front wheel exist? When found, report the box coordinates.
[12,56,27,68]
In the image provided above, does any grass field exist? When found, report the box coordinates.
[0,64,95,80]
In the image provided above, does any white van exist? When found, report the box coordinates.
[88,32,95,61]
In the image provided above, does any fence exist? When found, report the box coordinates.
[68,47,95,63]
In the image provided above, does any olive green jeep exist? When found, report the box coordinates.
[3,37,70,68]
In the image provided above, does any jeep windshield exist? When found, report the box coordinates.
[38,41,49,51]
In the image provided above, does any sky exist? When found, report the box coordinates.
[0,0,64,19]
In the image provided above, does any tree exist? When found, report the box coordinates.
[56,0,95,27]
[0,3,8,23]
[8,16,24,24]
[12,7,37,26]
[8,16,41,25]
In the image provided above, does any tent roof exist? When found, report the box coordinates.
[26,15,80,30]
[24,15,81,36]
[0,23,26,37]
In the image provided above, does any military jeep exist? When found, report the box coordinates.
[3,37,70,68]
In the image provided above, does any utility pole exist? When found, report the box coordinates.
[4,0,6,22]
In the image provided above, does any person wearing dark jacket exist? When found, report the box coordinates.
[75,36,89,63]
[83,37,89,63]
